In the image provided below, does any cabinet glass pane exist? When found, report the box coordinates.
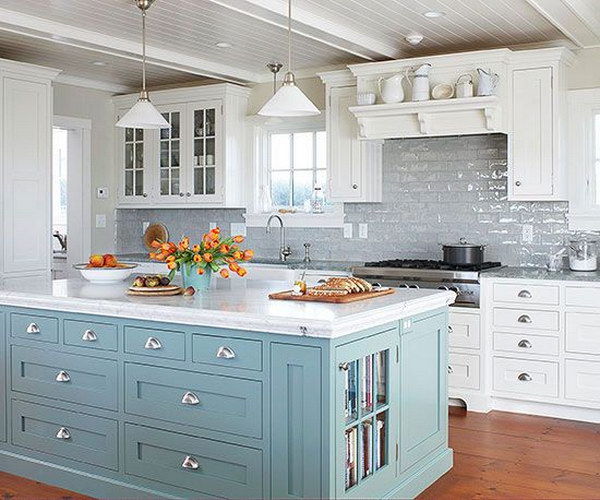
[135,143,143,169]
[125,171,133,196]
[125,144,133,169]
[194,168,204,195]
[125,128,133,142]
[135,170,144,196]
[294,132,313,170]
[171,169,180,195]
[171,141,180,167]
[345,426,358,490]
[194,139,204,166]
[135,129,144,141]
[160,169,169,196]
[160,142,169,168]
[361,419,374,479]
[194,110,204,137]
[206,167,216,195]
[206,138,215,166]
[343,360,359,424]
[160,114,169,140]
[375,412,388,470]
[361,355,373,414]
[376,351,388,407]
[171,112,180,139]
[206,108,215,136]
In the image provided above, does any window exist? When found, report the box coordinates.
[268,130,326,209]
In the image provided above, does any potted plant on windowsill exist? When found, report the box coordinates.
[149,227,253,291]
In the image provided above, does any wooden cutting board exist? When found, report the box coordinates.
[127,285,183,297]
[269,287,394,303]
[143,223,169,250]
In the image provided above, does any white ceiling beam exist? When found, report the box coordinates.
[0,7,262,83]
[207,0,398,61]
[524,0,600,48]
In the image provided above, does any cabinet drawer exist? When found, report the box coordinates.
[448,312,480,349]
[493,283,559,306]
[12,399,118,470]
[565,359,600,403]
[493,331,559,357]
[64,319,118,352]
[565,312,600,356]
[10,312,58,344]
[492,308,559,331]
[125,424,262,499]
[565,286,600,308]
[448,352,480,390]
[125,363,262,438]
[192,334,262,371]
[124,325,185,361]
[493,357,558,398]
[11,346,118,410]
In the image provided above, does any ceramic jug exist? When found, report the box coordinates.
[477,68,499,96]
[406,63,431,102]
[377,73,405,104]
[455,73,473,98]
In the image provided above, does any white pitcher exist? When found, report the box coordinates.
[477,68,499,96]
[377,73,405,104]
[406,63,432,102]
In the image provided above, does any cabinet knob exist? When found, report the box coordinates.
[352,184,358,190]
[82,329,98,342]
[181,391,200,406]
[517,314,532,324]
[515,181,522,187]
[518,339,532,349]
[144,337,162,350]
[216,346,236,359]
[338,362,349,371]
[142,193,148,198]
[55,427,71,440]
[26,323,40,335]
[447,365,453,374]
[55,370,71,383]
[518,372,532,382]
[179,192,185,197]
[518,290,532,299]
[186,192,191,197]
[181,455,200,470]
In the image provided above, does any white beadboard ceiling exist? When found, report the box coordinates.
[0,0,598,93]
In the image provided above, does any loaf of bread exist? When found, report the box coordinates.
[306,276,373,296]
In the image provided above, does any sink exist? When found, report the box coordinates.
[233,263,295,282]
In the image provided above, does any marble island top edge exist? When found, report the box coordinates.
[482,266,600,282]
[0,278,455,338]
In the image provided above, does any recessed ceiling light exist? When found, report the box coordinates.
[91,61,108,66]
[423,10,445,18]
[215,42,232,48]
[51,34,66,41]
[405,32,424,45]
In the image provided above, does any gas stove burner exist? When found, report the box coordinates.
[364,259,502,272]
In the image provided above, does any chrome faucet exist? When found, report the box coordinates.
[266,214,292,262]
[52,230,67,252]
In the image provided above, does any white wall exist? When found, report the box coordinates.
[568,47,600,89]
[53,83,115,253]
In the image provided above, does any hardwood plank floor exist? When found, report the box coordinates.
[0,408,598,499]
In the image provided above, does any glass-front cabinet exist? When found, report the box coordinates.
[114,84,249,207]
[335,329,398,498]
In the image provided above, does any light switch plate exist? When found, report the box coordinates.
[95,214,107,229]
[359,223,368,239]
[209,222,217,230]
[343,223,353,238]
[230,222,247,237]
[142,221,150,234]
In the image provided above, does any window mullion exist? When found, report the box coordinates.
[289,132,294,207]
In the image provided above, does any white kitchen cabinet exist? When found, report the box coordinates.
[114,84,250,208]
[319,70,382,203]
[0,60,60,280]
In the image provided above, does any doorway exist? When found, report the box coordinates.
[52,116,92,279]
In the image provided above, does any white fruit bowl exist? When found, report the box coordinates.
[73,263,138,284]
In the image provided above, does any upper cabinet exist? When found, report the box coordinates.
[114,84,250,208]
[319,70,382,203]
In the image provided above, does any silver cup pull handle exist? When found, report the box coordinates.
[216,346,236,359]
[448,365,453,374]
[144,337,162,350]
[26,323,40,334]
[518,372,532,382]
[181,391,200,406]
[339,362,349,371]
[56,427,71,440]
[82,329,98,342]
[181,455,199,470]
[518,290,532,299]
[518,339,532,349]
[517,314,532,324]
[55,370,71,383]
[447,325,453,333]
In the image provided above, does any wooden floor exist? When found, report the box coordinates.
[0,408,599,499]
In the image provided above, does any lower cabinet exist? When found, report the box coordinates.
[0,312,5,442]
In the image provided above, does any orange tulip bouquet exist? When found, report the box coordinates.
[149,227,253,291]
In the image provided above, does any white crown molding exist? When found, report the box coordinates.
[54,74,130,94]
[0,56,61,80]
[0,7,262,83]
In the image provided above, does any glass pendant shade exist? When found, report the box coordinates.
[258,73,320,117]
[116,95,170,129]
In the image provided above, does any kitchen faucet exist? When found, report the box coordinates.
[266,214,292,262]
[53,230,67,252]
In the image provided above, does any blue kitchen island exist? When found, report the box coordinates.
[0,278,455,499]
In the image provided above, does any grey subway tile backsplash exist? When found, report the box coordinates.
[116,134,589,268]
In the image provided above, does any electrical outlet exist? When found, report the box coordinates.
[230,222,246,237]
[359,223,368,239]
[96,187,109,199]
[95,214,107,229]
[522,224,533,243]
[209,222,217,230]
[343,223,353,238]
[142,221,150,234]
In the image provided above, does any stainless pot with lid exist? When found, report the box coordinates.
[442,238,486,266]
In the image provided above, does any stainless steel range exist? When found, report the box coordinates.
[352,260,503,308]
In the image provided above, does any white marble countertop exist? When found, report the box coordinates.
[0,277,455,338]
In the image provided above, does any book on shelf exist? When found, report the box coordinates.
[362,420,373,478]
[345,361,358,419]
[376,351,387,405]
[376,415,386,469]
[361,355,373,410]
[345,427,358,489]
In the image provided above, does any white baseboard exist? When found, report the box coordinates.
[491,397,600,423]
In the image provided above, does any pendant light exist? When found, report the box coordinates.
[258,0,320,117]
[116,0,170,129]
